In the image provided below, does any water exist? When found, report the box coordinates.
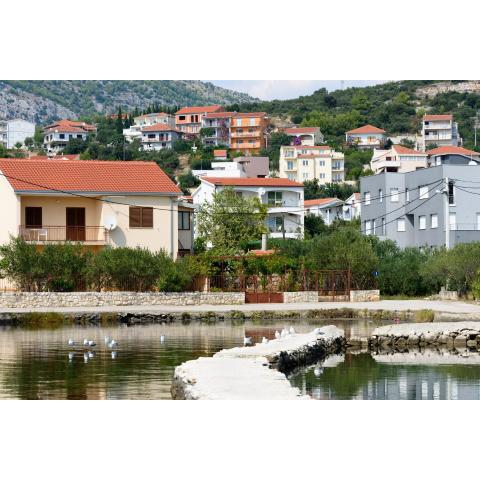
[288,351,480,400]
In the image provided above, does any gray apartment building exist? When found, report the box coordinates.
[360,163,480,249]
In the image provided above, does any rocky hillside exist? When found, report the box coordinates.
[0,80,256,124]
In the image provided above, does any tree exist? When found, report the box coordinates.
[24,137,34,149]
[178,170,200,193]
[196,187,268,253]
[14,141,22,150]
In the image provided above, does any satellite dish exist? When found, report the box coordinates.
[104,215,117,231]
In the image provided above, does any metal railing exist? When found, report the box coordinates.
[19,226,109,243]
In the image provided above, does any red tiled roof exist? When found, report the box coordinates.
[423,114,452,121]
[201,177,303,187]
[44,119,96,133]
[346,124,385,134]
[392,145,427,155]
[427,145,479,156]
[304,197,342,207]
[248,249,276,256]
[204,111,236,119]
[284,127,319,135]
[135,112,170,119]
[232,112,267,118]
[293,145,330,150]
[176,105,223,115]
[141,124,181,132]
[0,158,181,194]
[213,149,227,157]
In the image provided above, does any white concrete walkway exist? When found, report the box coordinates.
[1,299,480,316]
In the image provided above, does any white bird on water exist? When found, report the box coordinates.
[104,336,111,344]
[160,335,165,343]
[88,340,96,347]
[83,339,89,346]
[275,331,280,339]
[111,351,117,359]
[281,329,288,337]
[68,338,75,346]
[108,339,118,348]
[289,327,295,335]
[243,337,252,346]
[261,337,269,344]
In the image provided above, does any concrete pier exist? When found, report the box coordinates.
[171,326,344,400]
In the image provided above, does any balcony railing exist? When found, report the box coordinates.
[19,226,109,244]
[230,131,261,138]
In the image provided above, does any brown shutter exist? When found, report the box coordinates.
[141,207,153,228]
[26,207,42,227]
[129,207,141,228]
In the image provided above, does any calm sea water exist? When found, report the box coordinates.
[288,351,480,400]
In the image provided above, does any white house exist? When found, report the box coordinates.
[343,192,361,220]
[192,177,304,239]
[370,145,428,174]
[279,145,345,183]
[0,119,36,149]
[192,156,269,179]
[43,119,96,153]
[345,124,386,149]
[304,197,344,225]
[421,114,462,150]
[123,112,175,143]
[141,124,183,151]
[283,127,324,146]
[201,112,235,146]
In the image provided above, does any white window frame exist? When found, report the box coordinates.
[364,191,371,205]
[419,215,426,230]
[365,220,372,235]
[397,218,406,232]
[419,185,429,199]
[379,189,383,203]
[431,214,438,229]
[449,212,456,231]
[390,188,399,203]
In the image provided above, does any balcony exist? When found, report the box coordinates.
[230,131,261,138]
[19,226,109,244]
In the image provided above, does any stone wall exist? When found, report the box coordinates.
[438,287,459,301]
[0,291,245,308]
[350,290,380,302]
[283,291,318,303]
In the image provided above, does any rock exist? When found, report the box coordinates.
[453,334,468,348]
[407,335,420,345]
[466,339,477,348]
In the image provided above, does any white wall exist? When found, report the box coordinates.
[0,174,20,244]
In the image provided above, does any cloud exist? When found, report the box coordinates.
[210,80,387,100]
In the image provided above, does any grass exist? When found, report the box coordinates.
[380,295,427,301]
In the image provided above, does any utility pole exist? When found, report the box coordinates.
[443,176,450,250]
[282,213,286,241]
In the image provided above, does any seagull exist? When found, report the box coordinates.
[281,329,288,337]
[289,327,295,335]
[104,336,111,344]
[314,367,323,377]
[275,330,280,339]
[68,338,75,346]
[88,340,96,347]
[160,335,165,343]
[261,337,269,344]
[243,337,252,346]
[108,340,118,348]
[83,339,89,346]
[314,328,325,335]
[111,351,117,359]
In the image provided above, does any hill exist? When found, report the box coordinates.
[0,80,257,124]
[226,80,480,149]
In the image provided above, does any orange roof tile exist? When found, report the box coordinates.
[0,158,181,194]
[427,145,479,156]
[423,114,452,121]
[141,124,181,132]
[204,111,236,119]
[176,105,224,115]
[284,127,319,135]
[213,149,227,157]
[392,145,427,155]
[202,177,303,187]
[232,112,267,118]
[346,124,386,134]
[44,119,96,133]
[304,197,342,207]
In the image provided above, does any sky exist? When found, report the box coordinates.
[210,80,387,100]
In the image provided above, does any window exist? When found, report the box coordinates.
[148,134,156,139]
[302,160,309,166]
[364,191,371,205]
[365,221,372,235]
[249,118,255,126]
[179,115,186,121]
[419,185,429,199]
[319,173,326,179]
[268,216,283,232]
[236,119,242,126]
[59,133,65,139]
[381,218,386,236]
[477,213,480,231]
[319,160,325,166]
[178,211,190,230]
[129,207,153,228]
[303,173,309,179]
[448,181,455,205]
[77,134,82,139]
[332,162,342,170]
[406,188,410,202]
[397,218,406,232]
[25,207,42,228]
[449,212,456,231]
[431,214,438,228]
[419,215,426,230]
[267,191,283,207]
[379,189,383,203]
[285,149,294,158]
[390,188,399,202]
[287,161,294,170]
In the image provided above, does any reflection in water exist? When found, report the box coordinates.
[289,350,480,400]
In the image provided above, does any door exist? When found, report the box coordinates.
[66,208,86,241]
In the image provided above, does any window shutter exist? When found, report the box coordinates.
[129,207,141,228]
[141,207,153,228]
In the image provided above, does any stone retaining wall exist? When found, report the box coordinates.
[283,291,318,303]
[350,289,380,302]
[0,291,245,308]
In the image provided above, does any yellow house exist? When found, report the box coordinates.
[0,158,183,256]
